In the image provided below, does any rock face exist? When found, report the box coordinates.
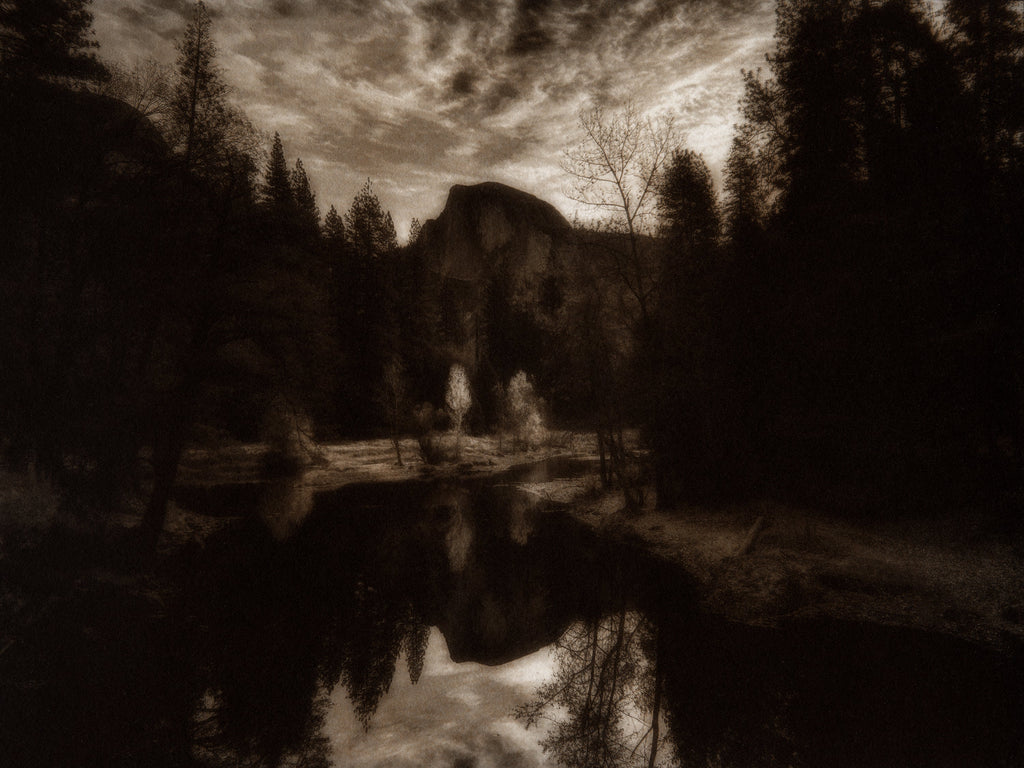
[417,182,577,374]
[419,182,574,285]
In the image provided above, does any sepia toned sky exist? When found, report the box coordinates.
[328,628,555,767]
[90,0,776,236]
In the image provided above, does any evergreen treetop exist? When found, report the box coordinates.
[292,157,320,233]
[263,131,293,208]
[0,0,107,84]
[171,0,229,167]
[344,180,397,259]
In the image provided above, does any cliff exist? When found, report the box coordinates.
[419,181,574,285]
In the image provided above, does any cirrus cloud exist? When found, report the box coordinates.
[91,0,775,235]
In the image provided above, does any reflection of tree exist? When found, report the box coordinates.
[184,505,435,766]
[193,574,430,764]
[192,687,332,768]
[403,619,429,685]
[333,579,430,729]
[515,610,672,768]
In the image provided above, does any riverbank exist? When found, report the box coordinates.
[154,432,594,547]
[175,432,590,487]
[8,435,1022,658]
[523,476,1024,654]
[174,437,1024,654]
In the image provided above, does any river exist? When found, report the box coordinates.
[2,459,1022,767]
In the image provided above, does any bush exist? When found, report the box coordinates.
[413,403,456,465]
[0,468,62,554]
[260,396,319,477]
[504,371,547,451]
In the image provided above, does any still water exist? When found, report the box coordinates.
[3,461,1023,767]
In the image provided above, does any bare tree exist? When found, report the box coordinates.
[561,103,673,505]
[562,103,676,325]
[93,59,172,122]
[378,357,408,466]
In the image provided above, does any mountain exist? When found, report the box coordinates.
[415,182,577,387]
[419,181,574,284]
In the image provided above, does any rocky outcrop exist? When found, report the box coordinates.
[419,182,574,285]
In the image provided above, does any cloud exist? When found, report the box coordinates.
[90,0,776,234]
[325,628,552,767]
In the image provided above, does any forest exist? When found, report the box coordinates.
[1,0,1023,556]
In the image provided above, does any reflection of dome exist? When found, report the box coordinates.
[439,582,560,667]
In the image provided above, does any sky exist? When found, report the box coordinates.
[90,0,777,237]
[328,628,555,767]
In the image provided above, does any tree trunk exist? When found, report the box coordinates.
[647,627,664,768]
[391,431,404,467]
[139,433,185,557]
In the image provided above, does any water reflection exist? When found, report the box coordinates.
[2,465,1023,768]
[258,476,316,540]
[522,602,1024,768]
[168,470,626,767]
[328,627,553,768]
[516,610,672,768]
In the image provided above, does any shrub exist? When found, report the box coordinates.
[0,468,62,554]
[445,364,472,457]
[505,371,547,451]
[413,403,455,465]
[260,396,319,477]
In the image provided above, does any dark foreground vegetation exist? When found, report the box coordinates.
[639,0,1024,519]
[2,0,1023,539]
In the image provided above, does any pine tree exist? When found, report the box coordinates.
[336,181,401,433]
[323,203,347,295]
[323,204,345,246]
[263,132,293,208]
[0,0,107,84]
[344,180,398,259]
[291,157,320,237]
[658,149,720,266]
[945,0,1024,169]
[394,216,443,407]
[650,148,728,507]
[170,1,228,170]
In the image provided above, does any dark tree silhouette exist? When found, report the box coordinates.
[0,0,107,84]
[170,0,231,172]
[646,0,1024,515]
[332,180,402,434]
[648,149,729,508]
[264,132,294,210]
[291,157,321,241]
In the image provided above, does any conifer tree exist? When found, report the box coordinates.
[0,0,107,83]
[323,204,346,247]
[264,131,293,208]
[170,1,228,170]
[335,181,401,433]
[945,0,1024,169]
[291,158,320,237]
[344,180,398,259]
